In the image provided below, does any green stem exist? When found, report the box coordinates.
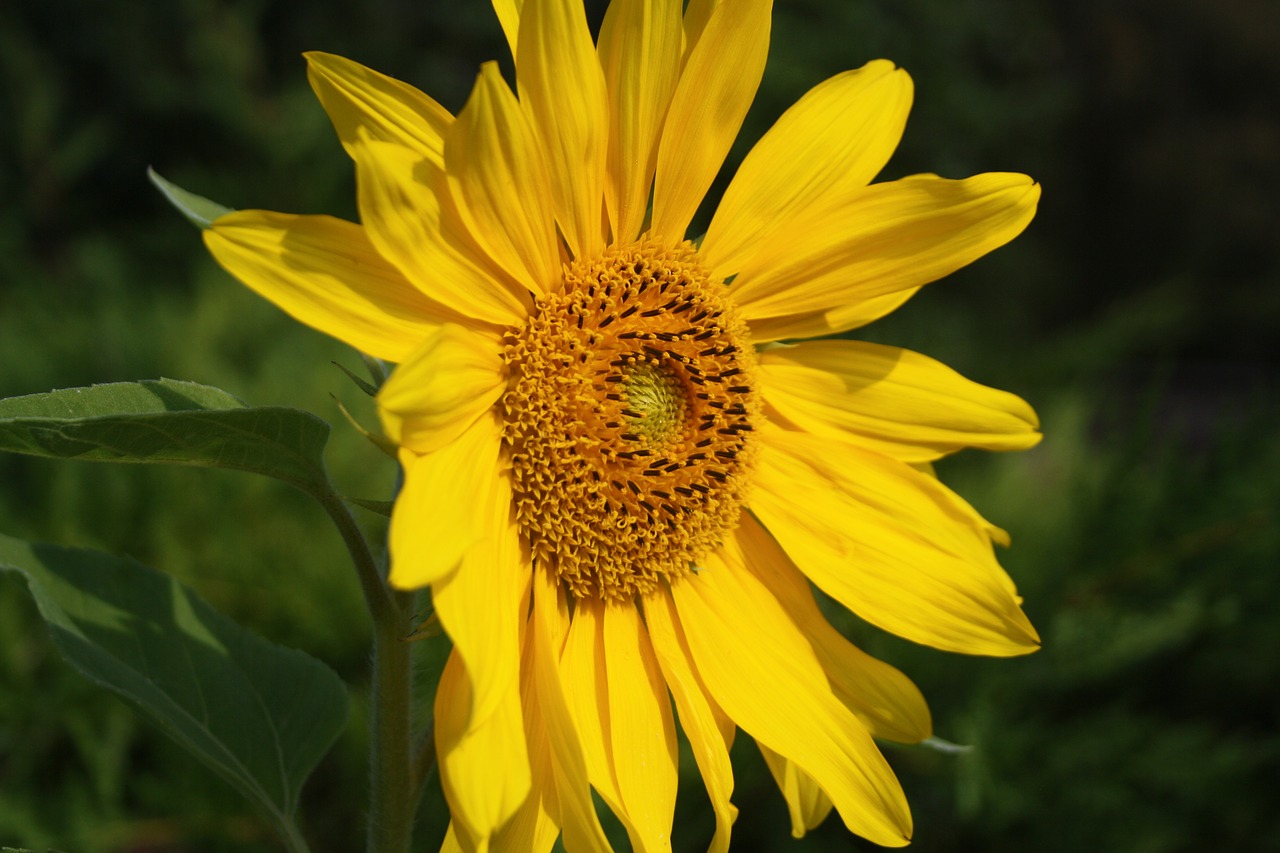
[367,589,416,853]
[409,717,438,809]
[313,488,416,853]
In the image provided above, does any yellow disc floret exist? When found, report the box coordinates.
[502,239,760,601]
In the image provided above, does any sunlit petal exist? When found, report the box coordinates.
[759,339,1041,462]
[203,211,442,363]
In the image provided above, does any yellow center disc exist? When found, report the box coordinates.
[501,239,760,601]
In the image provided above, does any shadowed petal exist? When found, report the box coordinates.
[758,743,834,838]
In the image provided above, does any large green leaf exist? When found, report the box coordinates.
[0,379,331,494]
[0,531,347,851]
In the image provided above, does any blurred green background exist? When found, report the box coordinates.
[2,0,1277,850]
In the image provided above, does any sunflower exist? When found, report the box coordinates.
[203,0,1042,848]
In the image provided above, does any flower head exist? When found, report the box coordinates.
[203,0,1042,848]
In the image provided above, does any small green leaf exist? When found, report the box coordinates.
[0,531,347,848]
[0,379,332,494]
[147,166,233,229]
[345,496,394,517]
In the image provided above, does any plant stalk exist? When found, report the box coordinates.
[313,487,416,853]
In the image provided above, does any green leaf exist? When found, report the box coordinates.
[0,531,347,850]
[0,378,332,494]
[147,166,233,229]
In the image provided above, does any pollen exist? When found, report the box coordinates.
[501,239,760,601]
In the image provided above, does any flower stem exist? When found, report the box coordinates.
[367,588,416,853]
[313,488,416,853]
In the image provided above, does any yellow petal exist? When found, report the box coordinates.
[432,460,528,737]
[530,568,616,853]
[387,411,504,589]
[669,548,913,847]
[751,425,1040,656]
[757,743,834,838]
[203,211,441,363]
[493,621,562,853]
[598,0,682,243]
[305,51,452,166]
[447,63,560,295]
[558,601,644,845]
[602,604,678,853]
[735,514,932,743]
[681,0,721,60]
[516,0,609,259]
[643,592,738,853]
[353,135,532,327]
[492,0,524,61]
[759,340,1041,462]
[650,0,772,240]
[378,324,505,455]
[441,823,465,853]
[435,649,532,848]
[730,173,1040,323]
[745,289,919,343]
[702,61,912,278]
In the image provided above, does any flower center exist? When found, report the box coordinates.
[501,239,760,601]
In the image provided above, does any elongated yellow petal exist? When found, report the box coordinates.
[378,324,504,454]
[558,602,651,849]
[598,0,682,243]
[435,649,532,849]
[751,426,1040,655]
[602,604,678,853]
[305,51,452,165]
[745,289,920,343]
[643,592,738,853]
[670,551,913,847]
[530,568,616,853]
[203,211,441,363]
[702,61,912,278]
[735,514,932,743]
[730,173,1040,323]
[387,412,504,589]
[759,340,1041,462]
[493,618,561,853]
[353,135,532,327]
[517,0,609,259]
[650,0,772,240]
[447,63,560,295]
[757,743,834,838]
[559,600,623,808]
[492,0,524,61]
[433,462,528,741]
[681,0,721,59]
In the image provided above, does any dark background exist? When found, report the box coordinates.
[2,0,1278,850]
